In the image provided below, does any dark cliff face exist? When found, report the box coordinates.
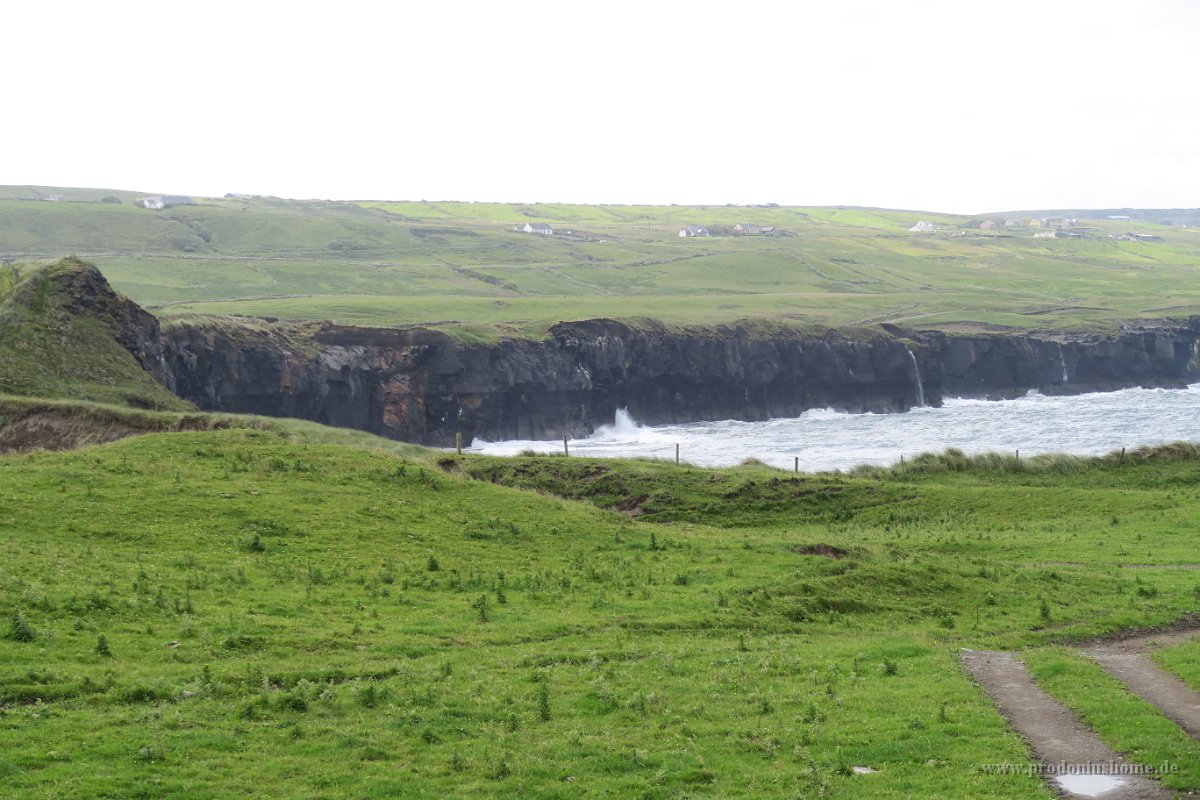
[159,317,1200,447]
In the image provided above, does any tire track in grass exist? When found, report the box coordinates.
[962,649,1174,799]
[1083,625,1200,739]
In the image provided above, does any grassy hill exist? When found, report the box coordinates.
[0,258,189,409]
[3,189,1200,340]
[2,423,1200,798]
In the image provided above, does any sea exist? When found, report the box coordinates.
[469,384,1200,472]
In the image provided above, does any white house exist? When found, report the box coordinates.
[520,222,554,235]
[909,221,935,233]
[734,223,774,235]
[140,195,196,210]
[679,225,710,237]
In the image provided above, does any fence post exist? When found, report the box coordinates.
[455,432,462,455]
[794,456,799,474]
[1119,447,1126,464]
[675,443,680,465]
[563,436,569,457]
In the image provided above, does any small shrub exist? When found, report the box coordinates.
[96,634,113,658]
[1039,598,1051,622]
[9,610,35,643]
[882,658,898,676]
[473,594,490,623]
[279,692,308,712]
[488,754,512,781]
[426,556,440,572]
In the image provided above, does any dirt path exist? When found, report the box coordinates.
[962,650,1175,799]
[1083,627,1200,739]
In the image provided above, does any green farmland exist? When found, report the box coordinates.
[3,188,1199,339]
[3,409,1200,798]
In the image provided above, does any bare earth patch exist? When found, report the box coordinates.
[792,543,848,558]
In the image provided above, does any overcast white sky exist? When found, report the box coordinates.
[7,1,1200,212]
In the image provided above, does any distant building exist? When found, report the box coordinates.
[1033,231,1057,239]
[140,195,196,210]
[734,223,774,235]
[979,220,997,230]
[679,225,710,237]
[1004,219,1024,227]
[1041,217,1077,229]
[909,221,935,233]
[519,222,554,235]
[1115,232,1162,242]
[1027,218,1043,227]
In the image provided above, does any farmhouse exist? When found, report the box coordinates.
[908,221,935,233]
[679,225,710,237]
[1004,219,1024,227]
[1041,217,1077,229]
[519,222,554,236]
[734,223,774,235]
[140,195,196,210]
[979,220,997,230]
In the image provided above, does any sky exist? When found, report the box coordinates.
[7,0,1200,212]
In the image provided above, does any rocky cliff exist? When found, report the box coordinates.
[160,316,1200,447]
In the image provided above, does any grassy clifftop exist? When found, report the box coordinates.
[0,259,188,409]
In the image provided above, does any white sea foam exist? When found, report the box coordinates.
[470,385,1200,471]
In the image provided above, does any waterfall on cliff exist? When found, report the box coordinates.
[905,347,926,407]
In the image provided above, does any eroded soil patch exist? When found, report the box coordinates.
[792,543,848,558]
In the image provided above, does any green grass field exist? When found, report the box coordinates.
[4,190,1200,339]
[3,419,1200,798]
